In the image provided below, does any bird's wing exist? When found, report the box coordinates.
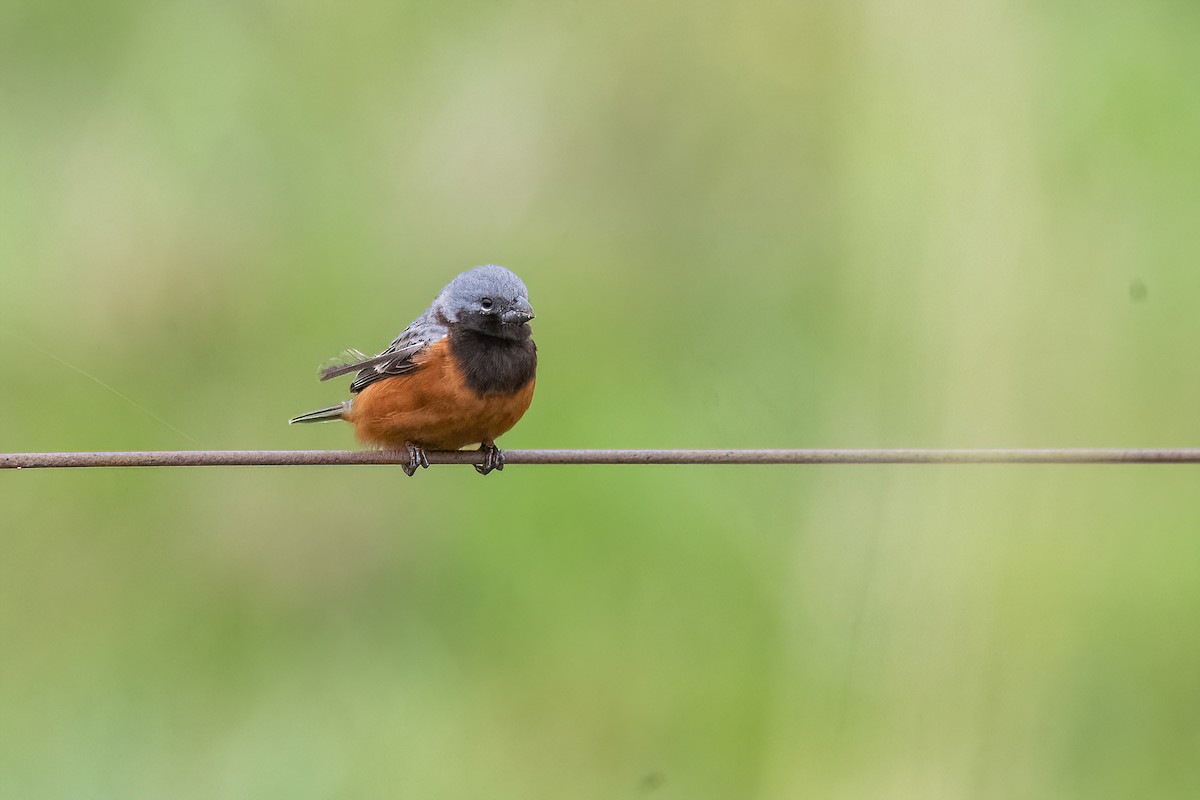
[317,315,449,394]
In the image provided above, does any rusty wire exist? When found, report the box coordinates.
[3,449,1200,470]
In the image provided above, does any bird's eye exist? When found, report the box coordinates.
[481,298,494,310]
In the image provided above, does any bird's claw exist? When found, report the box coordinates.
[474,442,505,476]
[402,443,430,477]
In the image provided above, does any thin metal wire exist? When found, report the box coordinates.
[3,449,1200,469]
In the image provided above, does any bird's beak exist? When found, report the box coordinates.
[502,300,535,325]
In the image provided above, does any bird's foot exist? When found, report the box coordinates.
[474,441,505,476]
[402,442,430,477]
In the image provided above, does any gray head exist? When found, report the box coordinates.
[432,264,534,341]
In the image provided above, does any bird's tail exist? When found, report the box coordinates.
[288,401,351,425]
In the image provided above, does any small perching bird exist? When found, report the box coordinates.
[290,265,537,475]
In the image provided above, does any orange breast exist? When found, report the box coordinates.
[347,339,535,450]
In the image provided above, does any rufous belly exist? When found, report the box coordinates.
[346,339,535,450]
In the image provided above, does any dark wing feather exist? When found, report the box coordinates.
[348,343,424,393]
[317,316,448,395]
[319,349,377,381]
[318,345,422,382]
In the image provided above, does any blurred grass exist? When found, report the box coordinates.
[3,0,1200,797]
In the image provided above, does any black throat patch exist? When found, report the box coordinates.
[448,328,537,395]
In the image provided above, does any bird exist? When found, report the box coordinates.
[289,265,537,476]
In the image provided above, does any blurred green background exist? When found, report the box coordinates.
[3,0,1200,796]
